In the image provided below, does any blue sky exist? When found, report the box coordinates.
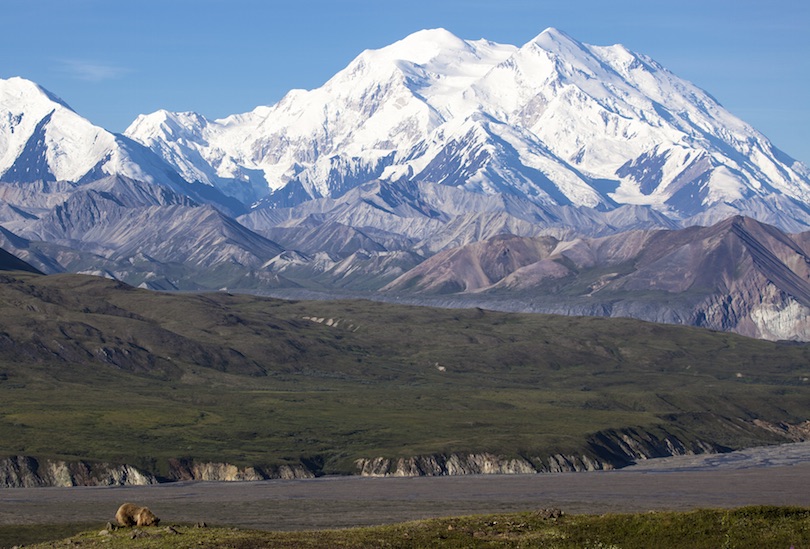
[4,0,809,163]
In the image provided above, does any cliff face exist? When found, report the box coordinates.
[355,453,539,477]
[0,456,157,488]
[164,459,315,482]
[3,422,807,485]
[355,426,732,477]
[0,457,316,487]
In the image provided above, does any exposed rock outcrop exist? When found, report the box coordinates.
[0,456,315,487]
[355,453,538,477]
[165,458,314,482]
[750,420,810,442]
[356,419,810,477]
[4,421,808,485]
[584,427,720,468]
[0,456,156,488]
[355,427,721,476]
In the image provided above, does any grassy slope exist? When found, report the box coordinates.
[11,507,810,549]
[0,271,808,475]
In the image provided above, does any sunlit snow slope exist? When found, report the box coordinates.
[126,28,810,220]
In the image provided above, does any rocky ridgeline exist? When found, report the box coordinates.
[0,457,317,487]
[0,456,157,488]
[164,458,314,482]
[355,427,721,476]
[2,422,807,486]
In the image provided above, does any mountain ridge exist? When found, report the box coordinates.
[117,27,810,226]
[1,29,810,339]
[2,27,809,231]
[381,215,810,341]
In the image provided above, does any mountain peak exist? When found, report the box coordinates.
[126,109,208,140]
[115,28,810,224]
[536,27,573,40]
[0,76,73,112]
[530,27,583,49]
[403,27,464,44]
[361,28,473,66]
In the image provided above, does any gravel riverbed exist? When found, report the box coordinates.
[1,442,809,530]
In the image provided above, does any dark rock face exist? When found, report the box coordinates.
[2,111,57,183]
[0,246,41,274]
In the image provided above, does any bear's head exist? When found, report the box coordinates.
[136,508,160,527]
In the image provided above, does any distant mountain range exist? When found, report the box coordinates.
[382,216,810,341]
[1,28,809,340]
[123,28,810,224]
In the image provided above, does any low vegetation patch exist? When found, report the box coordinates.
[12,506,810,548]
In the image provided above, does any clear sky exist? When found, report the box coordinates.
[3,0,809,164]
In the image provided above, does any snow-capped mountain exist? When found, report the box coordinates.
[126,28,810,224]
[0,78,177,184]
[0,77,245,215]
[2,29,810,340]
[0,175,287,290]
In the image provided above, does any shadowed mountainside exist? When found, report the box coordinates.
[0,247,40,274]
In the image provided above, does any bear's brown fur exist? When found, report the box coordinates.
[115,502,160,527]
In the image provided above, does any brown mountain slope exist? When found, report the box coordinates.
[383,216,810,341]
[382,234,560,293]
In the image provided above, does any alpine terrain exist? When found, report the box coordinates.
[1,28,809,339]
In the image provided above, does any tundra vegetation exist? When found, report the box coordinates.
[5,506,810,548]
[0,271,807,479]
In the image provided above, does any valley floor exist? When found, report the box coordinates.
[1,442,808,532]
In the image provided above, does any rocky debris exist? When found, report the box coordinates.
[535,508,564,520]
[302,316,361,332]
[130,528,150,539]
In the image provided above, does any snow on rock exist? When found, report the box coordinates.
[4,23,809,227]
[0,77,188,193]
[123,27,810,218]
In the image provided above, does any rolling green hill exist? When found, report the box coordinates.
[0,270,807,478]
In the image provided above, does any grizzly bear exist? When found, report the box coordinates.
[115,502,160,527]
